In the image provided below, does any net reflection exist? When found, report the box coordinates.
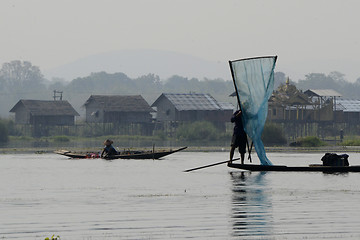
[229,171,273,238]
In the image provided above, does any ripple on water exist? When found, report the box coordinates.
[2,152,360,239]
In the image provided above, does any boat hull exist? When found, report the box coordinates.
[107,147,187,159]
[55,147,187,160]
[227,163,360,172]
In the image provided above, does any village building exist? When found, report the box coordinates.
[335,99,360,125]
[268,79,313,122]
[266,78,354,140]
[9,99,79,137]
[304,89,342,122]
[151,93,233,131]
[83,95,154,135]
[267,80,344,123]
[84,95,153,123]
[10,99,79,125]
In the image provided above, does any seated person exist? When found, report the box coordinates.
[101,139,118,158]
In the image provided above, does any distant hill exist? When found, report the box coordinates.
[44,49,232,81]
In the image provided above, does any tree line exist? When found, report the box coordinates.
[1,60,360,118]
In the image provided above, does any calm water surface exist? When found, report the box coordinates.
[1,151,360,239]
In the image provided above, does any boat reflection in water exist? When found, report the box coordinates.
[229,171,273,238]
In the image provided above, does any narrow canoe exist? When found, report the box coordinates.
[227,163,360,172]
[55,147,187,160]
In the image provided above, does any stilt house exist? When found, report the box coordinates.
[9,100,79,126]
[151,93,233,130]
[84,95,153,123]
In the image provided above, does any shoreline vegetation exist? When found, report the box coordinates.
[2,120,360,154]
[1,145,360,155]
[1,134,360,154]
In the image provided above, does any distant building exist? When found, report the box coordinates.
[304,89,342,104]
[9,99,79,137]
[335,99,360,124]
[304,89,342,122]
[151,93,233,130]
[84,95,153,124]
[233,79,360,139]
[268,80,313,122]
[9,99,79,126]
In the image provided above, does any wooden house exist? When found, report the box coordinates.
[303,89,342,122]
[267,79,313,122]
[9,100,79,126]
[334,99,360,124]
[268,92,313,122]
[151,93,233,130]
[84,95,153,124]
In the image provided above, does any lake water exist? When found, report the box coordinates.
[1,151,360,239]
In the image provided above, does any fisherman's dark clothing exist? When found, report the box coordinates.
[101,145,118,157]
[231,110,247,154]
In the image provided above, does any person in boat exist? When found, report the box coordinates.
[101,139,118,158]
[229,110,247,164]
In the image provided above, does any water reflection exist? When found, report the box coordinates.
[229,171,273,238]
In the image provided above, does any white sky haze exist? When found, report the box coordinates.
[1,0,360,81]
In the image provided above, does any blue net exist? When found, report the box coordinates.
[229,56,277,165]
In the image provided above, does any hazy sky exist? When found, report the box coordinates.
[1,0,360,81]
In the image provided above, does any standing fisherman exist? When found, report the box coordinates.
[229,110,247,164]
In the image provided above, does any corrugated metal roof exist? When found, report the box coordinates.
[9,100,79,116]
[165,93,220,110]
[305,89,342,97]
[84,95,153,112]
[217,102,234,110]
[154,93,231,111]
[335,99,360,112]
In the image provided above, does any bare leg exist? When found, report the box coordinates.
[229,145,236,163]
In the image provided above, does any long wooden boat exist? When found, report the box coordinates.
[55,146,187,160]
[227,162,360,172]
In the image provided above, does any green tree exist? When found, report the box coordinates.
[0,60,46,92]
[0,60,48,117]
[134,73,162,94]
[297,73,336,90]
[296,71,360,99]
[67,71,135,94]
[328,71,346,82]
[48,77,66,92]
[202,78,232,95]
[164,75,192,93]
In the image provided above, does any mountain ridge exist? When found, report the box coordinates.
[44,49,232,81]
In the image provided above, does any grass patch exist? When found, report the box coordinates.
[290,136,327,147]
[262,123,287,146]
[52,136,70,142]
[340,137,360,146]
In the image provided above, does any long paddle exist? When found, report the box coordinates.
[183,158,240,172]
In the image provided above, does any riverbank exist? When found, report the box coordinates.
[1,145,360,154]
